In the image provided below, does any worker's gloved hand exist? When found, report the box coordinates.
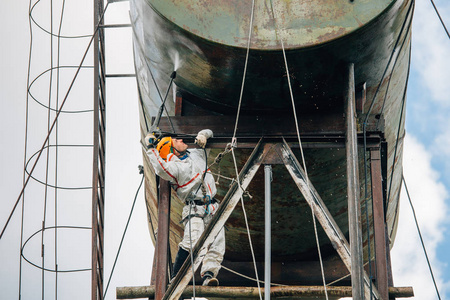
[145,133,156,149]
[195,133,207,148]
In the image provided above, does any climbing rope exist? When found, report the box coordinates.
[226,0,263,298]
[269,0,329,298]
[232,0,256,141]
[230,148,263,300]
[223,262,371,288]
[221,266,288,287]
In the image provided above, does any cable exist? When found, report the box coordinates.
[29,0,92,39]
[221,266,288,287]
[361,3,413,295]
[53,1,67,296]
[230,148,263,300]
[24,145,93,190]
[40,0,55,296]
[269,1,328,298]
[21,226,92,273]
[103,169,145,298]
[28,66,95,114]
[227,1,261,298]
[429,0,450,39]
[19,0,35,297]
[402,175,442,300]
[386,43,412,219]
[232,0,256,140]
[130,25,175,134]
[0,0,111,241]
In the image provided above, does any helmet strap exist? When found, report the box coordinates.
[172,146,186,157]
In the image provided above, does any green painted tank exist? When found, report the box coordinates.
[130,0,412,285]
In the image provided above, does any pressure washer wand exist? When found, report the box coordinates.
[150,71,177,136]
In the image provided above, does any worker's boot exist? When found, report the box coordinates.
[202,271,219,286]
[171,248,189,280]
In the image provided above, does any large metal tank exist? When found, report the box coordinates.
[130,0,412,285]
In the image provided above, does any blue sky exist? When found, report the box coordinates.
[1,0,449,299]
[390,0,450,299]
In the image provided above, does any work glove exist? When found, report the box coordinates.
[195,129,213,148]
[195,133,208,148]
[144,133,156,149]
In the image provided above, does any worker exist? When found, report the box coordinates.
[144,129,225,286]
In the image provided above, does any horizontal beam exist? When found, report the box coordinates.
[157,114,383,136]
[100,23,132,28]
[105,73,136,77]
[158,115,347,136]
[155,115,383,149]
[116,285,414,299]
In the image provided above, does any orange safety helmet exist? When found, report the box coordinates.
[156,136,173,160]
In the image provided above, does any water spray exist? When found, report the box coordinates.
[149,70,177,141]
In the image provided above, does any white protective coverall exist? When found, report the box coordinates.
[146,130,225,278]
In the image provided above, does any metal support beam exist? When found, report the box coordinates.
[117,285,415,299]
[278,139,379,299]
[371,149,390,300]
[345,63,364,299]
[162,139,266,300]
[264,165,272,300]
[155,179,171,299]
[156,115,383,149]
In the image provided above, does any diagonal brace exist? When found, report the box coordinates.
[162,139,267,300]
[278,139,380,299]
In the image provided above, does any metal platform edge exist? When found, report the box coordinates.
[116,285,414,299]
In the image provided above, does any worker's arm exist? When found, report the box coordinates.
[195,129,213,148]
[146,147,181,184]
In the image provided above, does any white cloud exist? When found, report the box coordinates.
[412,0,450,104]
[430,129,450,189]
[432,130,450,157]
[391,134,449,299]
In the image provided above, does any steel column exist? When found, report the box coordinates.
[345,63,364,299]
[155,179,172,299]
[264,165,272,300]
[371,149,389,299]
[163,139,266,300]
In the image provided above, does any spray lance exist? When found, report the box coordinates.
[145,71,177,148]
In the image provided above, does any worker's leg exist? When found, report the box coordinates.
[200,225,225,279]
[171,247,189,279]
[179,215,205,252]
[200,202,225,281]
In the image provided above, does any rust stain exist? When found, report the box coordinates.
[316,27,347,44]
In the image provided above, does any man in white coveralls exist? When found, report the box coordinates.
[145,129,225,286]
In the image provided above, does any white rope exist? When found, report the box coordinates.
[223,264,356,288]
[231,148,263,300]
[232,0,256,139]
[228,1,262,298]
[269,1,329,298]
[221,266,288,287]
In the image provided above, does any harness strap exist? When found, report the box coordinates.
[179,213,205,224]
